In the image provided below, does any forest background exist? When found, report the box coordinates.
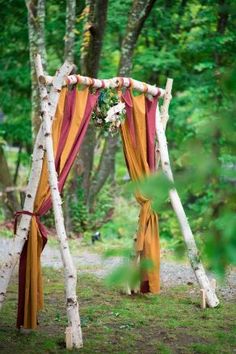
[0,0,236,276]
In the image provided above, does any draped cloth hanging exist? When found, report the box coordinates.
[16,86,99,329]
[121,88,160,294]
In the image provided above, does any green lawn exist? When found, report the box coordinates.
[0,268,235,354]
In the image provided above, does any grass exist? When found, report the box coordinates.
[0,268,235,354]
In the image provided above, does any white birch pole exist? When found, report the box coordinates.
[155,79,173,170]
[0,61,73,310]
[35,54,83,348]
[155,78,219,308]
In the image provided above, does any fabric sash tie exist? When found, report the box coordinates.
[14,210,48,240]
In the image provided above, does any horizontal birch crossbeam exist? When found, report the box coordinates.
[43,75,166,97]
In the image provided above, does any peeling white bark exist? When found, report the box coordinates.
[155,79,173,170]
[0,60,73,310]
[160,79,172,130]
[45,74,166,97]
[35,54,82,349]
[155,79,219,308]
[0,126,44,309]
[64,0,76,63]
[26,0,47,137]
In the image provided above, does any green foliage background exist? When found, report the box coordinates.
[0,0,235,275]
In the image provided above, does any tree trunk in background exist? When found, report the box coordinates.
[13,144,22,185]
[118,0,157,76]
[26,0,46,139]
[0,146,20,219]
[79,0,109,201]
[215,0,229,67]
[212,0,229,158]
[210,0,230,270]
[87,0,157,209]
[64,0,76,63]
[80,0,108,77]
[88,136,118,209]
[63,0,77,232]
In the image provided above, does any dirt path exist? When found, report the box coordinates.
[0,238,235,301]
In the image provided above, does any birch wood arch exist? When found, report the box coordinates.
[0,54,219,350]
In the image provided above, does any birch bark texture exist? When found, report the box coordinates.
[155,79,220,308]
[64,0,76,63]
[35,54,83,349]
[119,0,157,76]
[26,0,47,138]
[0,61,73,311]
[45,75,165,97]
[155,78,172,170]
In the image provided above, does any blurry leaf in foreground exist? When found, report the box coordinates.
[124,172,173,213]
[139,258,155,272]
[205,211,236,276]
[105,258,155,289]
[103,247,133,259]
[105,261,140,289]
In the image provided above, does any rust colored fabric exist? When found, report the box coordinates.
[17,87,99,329]
[121,89,160,294]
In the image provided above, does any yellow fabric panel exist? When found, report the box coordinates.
[141,211,160,293]
[24,217,43,328]
[120,90,160,294]
[131,93,148,172]
[52,87,68,154]
[34,88,67,211]
[59,87,89,173]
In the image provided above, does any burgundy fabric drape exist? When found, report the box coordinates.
[145,96,158,172]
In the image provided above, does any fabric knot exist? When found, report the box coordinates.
[14,210,48,240]
[14,210,38,235]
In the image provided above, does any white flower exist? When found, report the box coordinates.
[105,102,125,123]
[115,121,121,127]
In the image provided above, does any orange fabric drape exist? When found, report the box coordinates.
[120,90,160,293]
[59,88,88,173]
[22,87,90,328]
[34,88,68,211]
